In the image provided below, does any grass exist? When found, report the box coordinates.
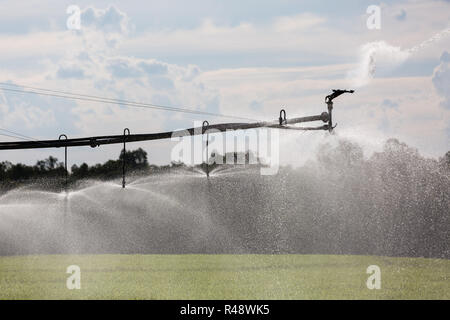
[0,254,448,299]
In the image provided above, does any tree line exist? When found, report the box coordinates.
[0,147,261,191]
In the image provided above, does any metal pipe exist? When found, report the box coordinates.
[324,89,354,132]
[0,114,330,150]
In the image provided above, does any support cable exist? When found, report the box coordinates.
[0,83,258,122]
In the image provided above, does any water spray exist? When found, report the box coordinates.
[349,25,450,87]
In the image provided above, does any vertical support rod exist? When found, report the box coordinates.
[324,89,354,132]
[59,134,68,192]
[122,128,130,188]
[202,121,210,178]
[326,101,333,132]
[206,132,209,177]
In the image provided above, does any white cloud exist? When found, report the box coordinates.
[0,6,226,165]
[273,13,325,32]
[0,1,449,167]
[0,88,57,130]
[121,14,358,60]
[81,6,130,35]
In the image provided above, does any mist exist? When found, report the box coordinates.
[0,137,448,258]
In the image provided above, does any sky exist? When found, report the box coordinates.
[0,0,449,167]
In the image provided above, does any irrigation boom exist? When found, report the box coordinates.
[0,89,355,150]
[0,113,330,150]
[0,89,353,186]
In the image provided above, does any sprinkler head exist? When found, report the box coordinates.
[325,89,355,103]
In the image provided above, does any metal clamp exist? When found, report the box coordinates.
[279,109,287,126]
[90,138,99,148]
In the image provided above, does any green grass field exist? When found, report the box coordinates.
[0,254,448,299]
